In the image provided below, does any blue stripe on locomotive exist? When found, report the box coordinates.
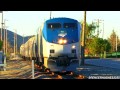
[42,18,81,44]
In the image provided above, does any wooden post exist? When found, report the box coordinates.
[4,55,6,71]
[32,60,35,79]
[6,28,7,54]
[81,11,86,65]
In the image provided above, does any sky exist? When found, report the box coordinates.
[0,11,120,39]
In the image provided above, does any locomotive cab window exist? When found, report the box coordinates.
[64,23,77,29]
[47,23,61,29]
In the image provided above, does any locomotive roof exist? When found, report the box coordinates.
[45,17,78,23]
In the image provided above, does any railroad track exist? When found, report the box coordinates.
[31,65,88,79]
[32,70,87,79]
[11,57,87,79]
[0,58,87,79]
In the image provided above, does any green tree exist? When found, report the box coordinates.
[103,39,111,52]
[80,22,96,46]
[117,39,120,52]
[86,37,111,56]
[81,22,97,56]
[80,22,96,39]
[108,29,118,52]
[80,22,111,57]
[87,37,101,56]
[87,37,98,56]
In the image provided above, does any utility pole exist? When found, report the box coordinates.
[102,21,104,39]
[3,19,8,54]
[1,11,3,41]
[14,30,17,55]
[16,30,17,54]
[3,20,5,54]
[116,32,117,58]
[50,11,52,19]
[94,19,104,37]
[102,21,106,58]
[14,30,16,55]
[81,11,86,65]
[5,27,7,54]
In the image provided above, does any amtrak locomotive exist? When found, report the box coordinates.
[20,17,81,72]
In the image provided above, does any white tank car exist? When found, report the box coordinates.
[20,36,36,60]
[20,44,25,57]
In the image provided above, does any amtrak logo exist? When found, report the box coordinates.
[58,31,67,37]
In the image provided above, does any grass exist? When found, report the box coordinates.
[106,52,120,58]
[85,52,120,58]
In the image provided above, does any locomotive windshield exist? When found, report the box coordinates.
[64,23,77,29]
[47,23,61,29]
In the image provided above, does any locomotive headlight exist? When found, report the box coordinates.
[58,38,67,44]
[63,39,67,44]
[58,39,63,44]
[72,45,76,49]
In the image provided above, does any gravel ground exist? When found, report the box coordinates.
[1,58,120,79]
[0,59,32,79]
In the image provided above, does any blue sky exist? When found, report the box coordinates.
[0,11,120,39]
